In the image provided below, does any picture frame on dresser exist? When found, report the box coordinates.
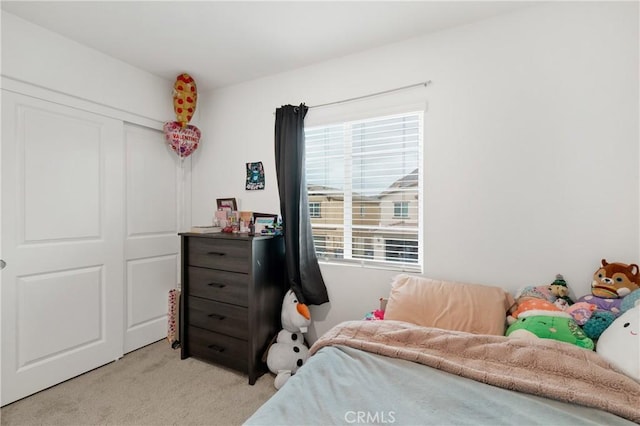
[216,197,237,211]
[252,212,277,221]
[252,213,277,234]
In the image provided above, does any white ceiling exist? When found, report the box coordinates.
[2,1,533,91]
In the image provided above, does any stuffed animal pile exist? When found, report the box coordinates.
[265,290,311,389]
[506,261,640,353]
[506,277,594,349]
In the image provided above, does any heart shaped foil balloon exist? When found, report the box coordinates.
[173,73,197,127]
[163,121,201,158]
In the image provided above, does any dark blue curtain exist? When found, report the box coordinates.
[274,104,329,306]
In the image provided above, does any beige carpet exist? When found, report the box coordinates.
[0,340,277,425]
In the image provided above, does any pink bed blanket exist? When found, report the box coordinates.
[309,320,640,423]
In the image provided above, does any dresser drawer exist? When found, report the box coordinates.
[188,326,248,373]
[188,267,249,306]
[187,238,249,273]
[188,296,248,340]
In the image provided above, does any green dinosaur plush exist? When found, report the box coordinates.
[506,311,594,350]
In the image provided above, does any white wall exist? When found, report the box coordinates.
[2,12,198,234]
[1,12,173,123]
[193,2,639,342]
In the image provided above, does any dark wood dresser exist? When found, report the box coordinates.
[179,232,286,384]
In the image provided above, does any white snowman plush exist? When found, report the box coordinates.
[266,290,311,389]
[596,305,639,381]
[267,329,309,389]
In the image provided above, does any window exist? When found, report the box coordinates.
[305,111,423,271]
[385,239,418,263]
[394,202,409,218]
[309,202,321,218]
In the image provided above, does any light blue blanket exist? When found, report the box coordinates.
[245,345,635,426]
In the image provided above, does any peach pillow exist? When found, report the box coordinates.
[384,274,515,335]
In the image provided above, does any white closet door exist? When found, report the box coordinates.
[1,91,124,406]
[123,124,182,353]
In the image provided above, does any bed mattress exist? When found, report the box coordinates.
[246,345,635,425]
[245,320,639,425]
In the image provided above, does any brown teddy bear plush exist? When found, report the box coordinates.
[591,259,640,299]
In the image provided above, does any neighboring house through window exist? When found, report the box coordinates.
[305,110,423,271]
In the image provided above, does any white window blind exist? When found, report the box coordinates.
[305,111,423,271]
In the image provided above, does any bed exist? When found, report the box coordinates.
[245,275,640,426]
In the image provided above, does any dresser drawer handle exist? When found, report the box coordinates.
[207,251,226,256]
[208,344,225,352]
[207,282,226,289]
[208,313,226,320]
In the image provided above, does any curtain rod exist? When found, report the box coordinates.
[274,80,432,114]
[308,80,432,109]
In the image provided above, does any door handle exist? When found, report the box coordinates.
[0,259,5,270]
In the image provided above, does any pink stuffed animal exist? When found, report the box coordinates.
[564,302,597,325]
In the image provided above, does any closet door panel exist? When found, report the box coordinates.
[1,91,124,406]
[17,267,103,364]
[22,109,101,241]
[123,124,182,353]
